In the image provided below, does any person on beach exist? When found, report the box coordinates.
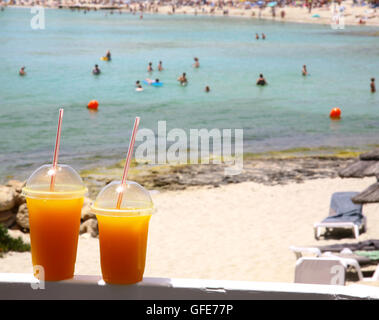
[302,65,308,76]
[105,50,111,61]
[205,86,210,93]
[158,61,163,71]
[92,64,101,75]
[147,62,153,72]
[262,33,266,40]
[256,74,267,86]
[19,66,26,76]
[255,33,260,40]
[371,78,376,93]
[193,57,200,68]
[178,73,188,86]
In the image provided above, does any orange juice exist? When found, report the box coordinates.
[26,196,84,281]
[97,214,151,284]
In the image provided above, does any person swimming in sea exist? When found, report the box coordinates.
[177,72,188,86]
[105,50,111,61]
[158,61,163,71]
[193,57,200,68]
[19,66,26,76]
[136,80,141,87]
[205,86,210,92]
[262,33,266,40]
[147,62,153,72]
[136,85,144,92]
[255,33,260,40]
[256,74,267,86]
[92,64,101,75]
[371,78,376,93]
[302,65,308,76]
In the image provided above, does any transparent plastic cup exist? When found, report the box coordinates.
[22,164,87,281]
[91,180,154,285]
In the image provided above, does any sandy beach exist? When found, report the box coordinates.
[3,0,379,27]
[2,175,378,283]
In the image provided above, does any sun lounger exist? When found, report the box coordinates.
[313,192,366,240]
[294,257,379,285]
[289,245,375,266]
[317,239,379,252]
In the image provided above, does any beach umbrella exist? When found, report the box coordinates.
[267,1,277,7]
[339,149,379,204]
[257,0,264,5]
[312,14,321,18]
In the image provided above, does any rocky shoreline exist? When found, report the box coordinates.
[0,156,356,239]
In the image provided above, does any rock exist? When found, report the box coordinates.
[80,218,98,237]
[81,197,95,221]
[0,210,16,228]
[16,203,29,230]
[7,229,30,244]
[14,191,26,206]
[6,180,25,193]
[0,186,16,212]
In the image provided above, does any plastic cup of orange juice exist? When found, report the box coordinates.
[91,180,154,285]
[22,164,87,281]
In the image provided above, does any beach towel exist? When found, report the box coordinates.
[322,209,363,225]
[318,239,379,252]
[322,192,363,224]
[354,250,379,261]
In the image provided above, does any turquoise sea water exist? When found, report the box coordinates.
[0,8,378,181]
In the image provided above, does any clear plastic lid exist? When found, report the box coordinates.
[22,164,87,199]
[91,180,154,217]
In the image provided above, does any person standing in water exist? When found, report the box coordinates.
[147,62,153,72]
[205,86,210,92]
[256,74,267,86]
[177,72,188,85]
[255,33,260,40]
[92,64,101,75]
[193,57,200,68]
[262,33,266,40]
[302,65,308,76]
[105,50,111,61]
[371,78,376,93]
[19,66,26,76]
[158,61,163,71]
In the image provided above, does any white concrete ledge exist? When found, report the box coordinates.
[0,273,378,300]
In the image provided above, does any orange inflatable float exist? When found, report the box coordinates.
[87,100,99,111]
[329,107,341,119]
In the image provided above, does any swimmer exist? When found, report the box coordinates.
[136,80,141,87]
[256,74,267,86]
[255,33,259,40]
[92,64,101,75]
[371,78,376,93]
[155,78,160,83]
[105,50,111,61]
[205,86,210,93]
[193,57,200,68]
[158,61,163,71]
[302,65,308,76]
[262,33,266,40]
[177,72,188,85]
[136,85,144,92]
[147,62,153,72]
[19,66,26,76]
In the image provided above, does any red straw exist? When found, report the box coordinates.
[50,108,64,191]
[116,116,140,209]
